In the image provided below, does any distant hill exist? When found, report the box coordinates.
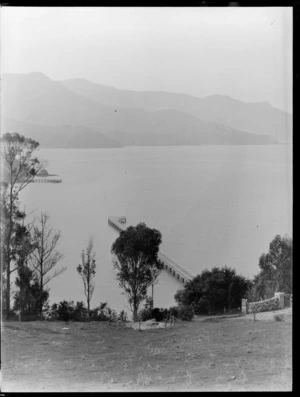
[106,108,274,146]
[2,117,122,148]
[62,78,292,143]
[1,72,279,148]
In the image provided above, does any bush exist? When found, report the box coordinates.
[56,300,75,321]
[47,303,58,320]
[194,298,210,315]
[139,306,178,322]
[274,313,284,322]
[175,267,250,315]
[73,301,88,321]
[119,310,128,322]
[6,310,20,321]
[91,302,116,321]
[151,307,169,322]
[138,296,154,321]
[178,305,194,321]
[139,307,153,321]
[169,306,179,318]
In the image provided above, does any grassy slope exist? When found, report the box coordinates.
[1,309,292,392]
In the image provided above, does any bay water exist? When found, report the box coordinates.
[19,145,292,315]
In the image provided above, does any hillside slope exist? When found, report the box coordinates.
[2,117,122,148]
[2,73,278,147]
[62,78,292,143]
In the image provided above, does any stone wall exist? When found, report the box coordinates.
[284,293,292,307]
[242,292,285,314]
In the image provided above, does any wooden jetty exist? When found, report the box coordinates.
[32,177,62,183]
[108,216,194,285]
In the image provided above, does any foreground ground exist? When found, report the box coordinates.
[1,308,292,392]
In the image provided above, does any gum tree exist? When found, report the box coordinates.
[0,132,42,318]
[30,212,65,319]
[77,238,96,318]
[111,223,163,322]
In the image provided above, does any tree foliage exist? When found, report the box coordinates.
[175,267,250,315]
[111,223,163,321]
[30,212,65,319]
[0,132,41,192]
[77,238,96,318]
[14,264,49,317]
[0,188,36,318]
[250,234,292,299]
[0,132,42,318]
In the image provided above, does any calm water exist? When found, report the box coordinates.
[19,145,292,314]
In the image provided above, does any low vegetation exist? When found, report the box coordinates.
[2,310,292,391]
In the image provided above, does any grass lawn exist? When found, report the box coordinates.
[1,308,292,392]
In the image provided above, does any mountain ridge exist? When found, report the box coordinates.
[61,76,292,143]
[1,72,284,148]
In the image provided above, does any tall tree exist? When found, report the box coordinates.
[12,219,42,318]
[1,183,34,317]
[252,234,292,299]
[77,238,96,318]
[0,132,41,318]
[14,264,49,318]
[111,223,163,321]
[30,212,65,319]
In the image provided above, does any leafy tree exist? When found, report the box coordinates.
[111,223,163,321]
[251,234,292,299]
[30,212,65,319]
[14,264,49,318]
[0,186,36,318]
[12,219,44,318]
[175,267,250,315]
[0,132,42,318]
[77,238,96,318]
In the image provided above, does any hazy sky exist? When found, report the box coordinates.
[1,7,292,112]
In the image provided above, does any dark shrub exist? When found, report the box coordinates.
[6,310,19,321]
[73,301,88,321]
[139,307,153,321]
[169,306,179,318]
[151,307,165,322]
[119,310,128,322]
[47,303,58,320]
[194,298,210,315]
[178,305,194,321]
[91,302,115,321]
[56,300,75,321]
[138,296,154,321]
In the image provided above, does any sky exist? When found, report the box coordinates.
[1,7,293,113]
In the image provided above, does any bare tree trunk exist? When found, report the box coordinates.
[87,271,90,319]
[40,272,43,320]
[5,186,14,319]
[5,266,10,319]
[133,298,138,322]
[228,283,233,311]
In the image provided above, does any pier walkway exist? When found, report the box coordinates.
[108,216,194,285]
